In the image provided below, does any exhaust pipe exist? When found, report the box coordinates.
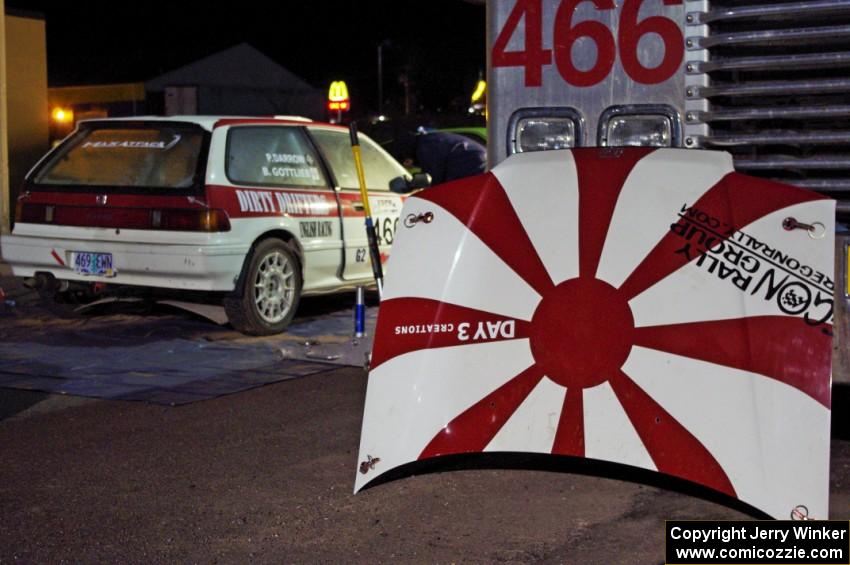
[29,272,55,290]
[28,273,68,292]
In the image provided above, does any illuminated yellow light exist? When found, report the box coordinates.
[328,80,350,103]
[51,107,74,124]
[471,80,486,103]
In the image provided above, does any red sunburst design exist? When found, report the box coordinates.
[369,148,832,499]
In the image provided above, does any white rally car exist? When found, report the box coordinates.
[1,116,427,334]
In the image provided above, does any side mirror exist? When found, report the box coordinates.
[389,173,432,194]
[410,172,431,190]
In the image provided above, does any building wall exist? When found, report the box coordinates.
[48,82,146,141]
[197,86,324,119]
[5,12,49,217]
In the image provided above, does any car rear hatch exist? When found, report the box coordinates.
[15,120,229,233]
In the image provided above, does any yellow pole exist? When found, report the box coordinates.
[350,144,373,218]
[348,122,384,298]
[0,0,9,234]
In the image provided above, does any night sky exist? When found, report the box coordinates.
[6,0,486,115]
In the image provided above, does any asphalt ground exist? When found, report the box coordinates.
[0,371,848,564]
[1,266,849,563]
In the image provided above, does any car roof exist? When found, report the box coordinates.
[78,115,346,132]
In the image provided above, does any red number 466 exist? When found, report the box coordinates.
[492,0,685,87]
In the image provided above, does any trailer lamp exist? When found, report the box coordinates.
[604,114,672,147]
[515,118,575,153]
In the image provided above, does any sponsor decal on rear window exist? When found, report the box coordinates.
[81,135,182,150]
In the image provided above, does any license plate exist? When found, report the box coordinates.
[72,252,115,277]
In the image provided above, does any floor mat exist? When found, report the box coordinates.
[0,339,338,405]
[0,272,376,405]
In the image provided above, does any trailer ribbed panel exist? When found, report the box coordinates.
[690,0,850,205]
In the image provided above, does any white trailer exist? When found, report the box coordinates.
[486,0,850,383]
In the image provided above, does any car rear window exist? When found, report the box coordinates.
[32,124,205,189]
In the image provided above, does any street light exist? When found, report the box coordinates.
[51,107,74,124]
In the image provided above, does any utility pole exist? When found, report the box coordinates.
[399,71,411,116]
[377,39,392,115]
[377,42,383,114]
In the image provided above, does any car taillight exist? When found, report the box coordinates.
[15,199,35,224]
[154,208,231,232]
[17,202,45,223]
[14,203,231,232]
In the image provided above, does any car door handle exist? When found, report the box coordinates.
[352,201,365,212]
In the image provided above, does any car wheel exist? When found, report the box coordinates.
[224,239,302,335]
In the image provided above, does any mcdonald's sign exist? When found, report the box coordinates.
[328,81,350,112]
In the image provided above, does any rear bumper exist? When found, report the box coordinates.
[0,232,248,292]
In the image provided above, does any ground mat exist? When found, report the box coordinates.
[0,339,338,405]
[0,273,376,404]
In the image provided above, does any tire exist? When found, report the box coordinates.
[224,239,302,335]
